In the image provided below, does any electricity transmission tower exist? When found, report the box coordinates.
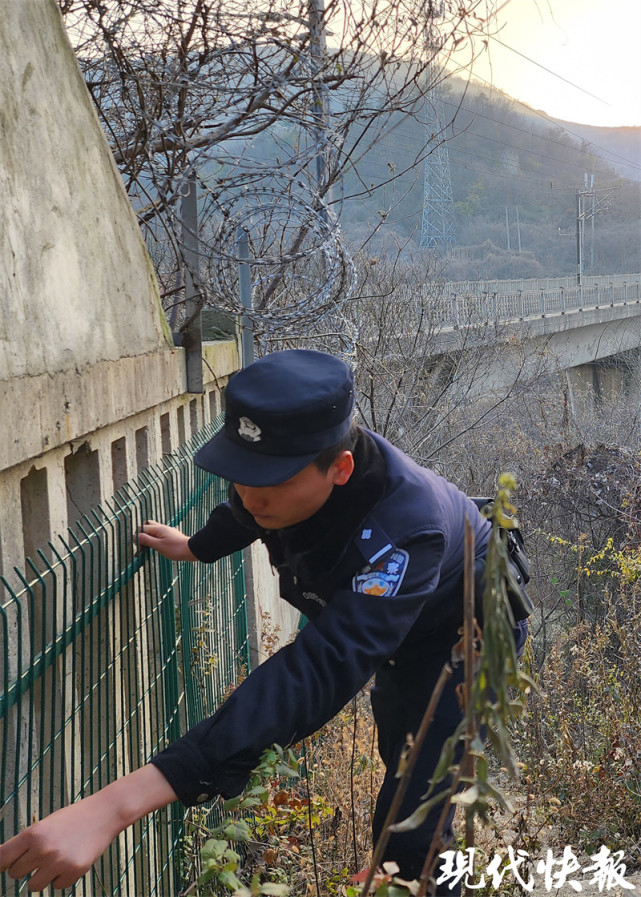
[419,5,456,250]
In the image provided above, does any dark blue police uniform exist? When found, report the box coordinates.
[149,350,528,888]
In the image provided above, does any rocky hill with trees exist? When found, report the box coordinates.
[337,77,641,280]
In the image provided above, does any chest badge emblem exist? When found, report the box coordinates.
[352,549,409,597]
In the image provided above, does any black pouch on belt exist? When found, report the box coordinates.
[471,497,534,621]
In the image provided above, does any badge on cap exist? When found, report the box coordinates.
[238,417,262,442]
[352,549,409,597]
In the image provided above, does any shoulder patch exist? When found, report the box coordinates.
[352,549,409,597]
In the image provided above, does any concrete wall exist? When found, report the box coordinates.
[0,0,171,384]
[565,348,641,416]
[0,0,292,649]
[0,341,238,580]
[0,0,197,575]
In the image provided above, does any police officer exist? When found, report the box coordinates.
[0,349,528,893]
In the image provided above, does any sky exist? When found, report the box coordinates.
[451,0,641,128]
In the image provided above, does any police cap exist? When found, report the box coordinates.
[194,349,355,486]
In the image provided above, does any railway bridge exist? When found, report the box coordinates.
[425,273,641,411]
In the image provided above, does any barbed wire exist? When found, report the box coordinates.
[200,186,356,336]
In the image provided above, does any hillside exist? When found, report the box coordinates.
[336,78,641,280]
[551,119,641,182]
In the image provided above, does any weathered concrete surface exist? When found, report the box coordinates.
[518,303,641,358]
[0,340,240,579]
[0,0,171,384]
[566,348,641,416]
[0,0,302,682]
[0,341,239,472]
[245,545,300,667]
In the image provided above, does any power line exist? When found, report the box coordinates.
[441,96,641,176]
[447,69,641,175]
[447,123,635,179]
[487,34,611,108]
[349,118,635,196]
[337,90,641,193]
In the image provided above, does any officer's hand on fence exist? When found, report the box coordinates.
[0,766,178,892]
[136,520,197,561]
[0,793,122,891]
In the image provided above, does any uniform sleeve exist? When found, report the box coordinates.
[151,532,445,804]
[187,501,257,563]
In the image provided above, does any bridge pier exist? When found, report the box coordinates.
[565,348,641,416]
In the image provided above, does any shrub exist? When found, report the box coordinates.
[519,579,641,867]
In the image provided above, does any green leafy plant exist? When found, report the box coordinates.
[187,745,298,895]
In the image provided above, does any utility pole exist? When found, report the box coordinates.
[576,189,584,286]
[588,174,595,268]
[237,228,254,367]
[575,174,617,285]
[309,0,331,219]
[181,170,203,392]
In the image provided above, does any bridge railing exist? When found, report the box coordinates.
[437,276,641,329]
[445,273,641,296]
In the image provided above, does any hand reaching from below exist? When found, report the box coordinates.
[0,766,177,892]
[0,796,122,891]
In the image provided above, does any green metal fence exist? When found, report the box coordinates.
[0,418,249,896]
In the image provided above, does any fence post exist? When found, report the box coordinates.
[609,282,614,307]
[518,290,524,320]
[453,293,460,328]
[182,171,204,393]
[237,228,255,367]
[560,287,565,314]
[540,290,545,317]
